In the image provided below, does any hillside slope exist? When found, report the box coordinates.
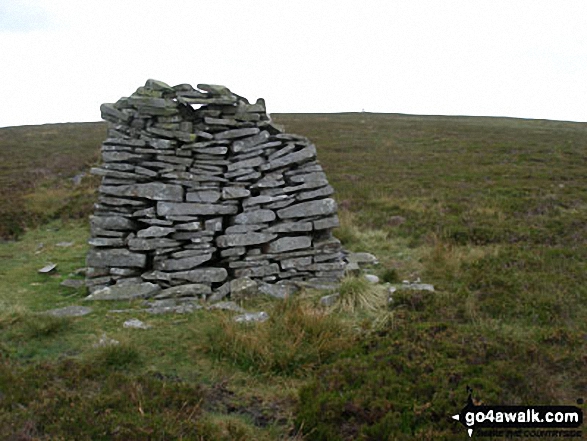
[0,114,585,439]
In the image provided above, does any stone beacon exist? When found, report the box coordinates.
[85,79,345,301]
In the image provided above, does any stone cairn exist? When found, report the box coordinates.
[86,79,344,302]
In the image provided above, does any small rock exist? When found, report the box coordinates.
[71,173,85,186]
[85,282,161,301]
[207,282,230,303]
[93,333,120,348]
[56,241,75,247]
[230,277,258,301]
[344,262,361,276]
[319,293,340,307]
[60,279,85,289]
[145,304,201,314]
[346,252,379,265]
[387,215,406,227]
[207,301,245,312]
[38,263,57,273]
[364,274,380,284]
[257,281,298,299]
[44,305,93,317]
[233,311,269,323]
[123,318,152,329]
[406,283,435,292]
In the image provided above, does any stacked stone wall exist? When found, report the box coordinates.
[86,79,344,300]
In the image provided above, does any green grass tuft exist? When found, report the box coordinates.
[335,276,387,312]
[204,297,354,376]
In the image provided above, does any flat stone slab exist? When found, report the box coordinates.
[230,277,258,300]
[276,198,337,219]
[60,279,86,289]
[100,183,184,201]
[38,263,57,273]
[233,209,276,224]
[154,283,212,299]
[85,282,161,301]
[207,301,245,312]
[123,318,152,329]
[157,202,238,216]
[43,305,93,317]
[169,267,228,283]
[87,249,147,268]
[153,253,212,271]
[234,311,269,323]
[257,281,299,299]
[319,293,339,307]
[216,232,277,248]
[266,236,312,253]
[346,252,379,265]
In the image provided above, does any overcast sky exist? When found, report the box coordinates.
[1,0,586,127]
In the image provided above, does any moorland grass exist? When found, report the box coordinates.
[0,114,585,439]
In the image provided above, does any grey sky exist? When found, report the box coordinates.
[1,0,586,127]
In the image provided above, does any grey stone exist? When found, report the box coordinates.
[170,267,228,283]
[264,144,316,171]
[234,264,279,278]
[87,249,146,268]
[214,127,260,140]
[225,224,266,234]
[222,187,251,199]
[280,256,312,270]
[157,202,238,216]
[186,190,221,203]
[153,253,212,271]
[90,215,137,231]
[234,209,275,224]
[100,103,131,123]
[175,221,202,231]
[208,301,245,312]
[154,283,211,299]
[257,281,298,299]
[230,277,258,300]
[110,268,141,276]
[56,241,75,247]
[128,238,181,251]
[44,305,93,317]
[207,282,230,303]
[146,303,202,314]
[220,247,246,257]
[396,283,435,292]
[205,217,224,232]
[296,185,335,201]
[216,232,276,248]
[231,130,270,153]
[266,236,312,253]
[344,262,361,276]
[276,198,337,219]
[88,237,125,247]
[38,263,57,273]
[137,226,175,238]
[234,311,269,323]
[60,279,86,289]
[313,215,340,230]
[364,274,380,284]
[319,293,340,307]
[227,156,264,171]
[346,252,379,265]
[85,282,161,301]
[265,221,312,233]
[93,333,120,347]
[197,83,233,96]
[123,318,152,329]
